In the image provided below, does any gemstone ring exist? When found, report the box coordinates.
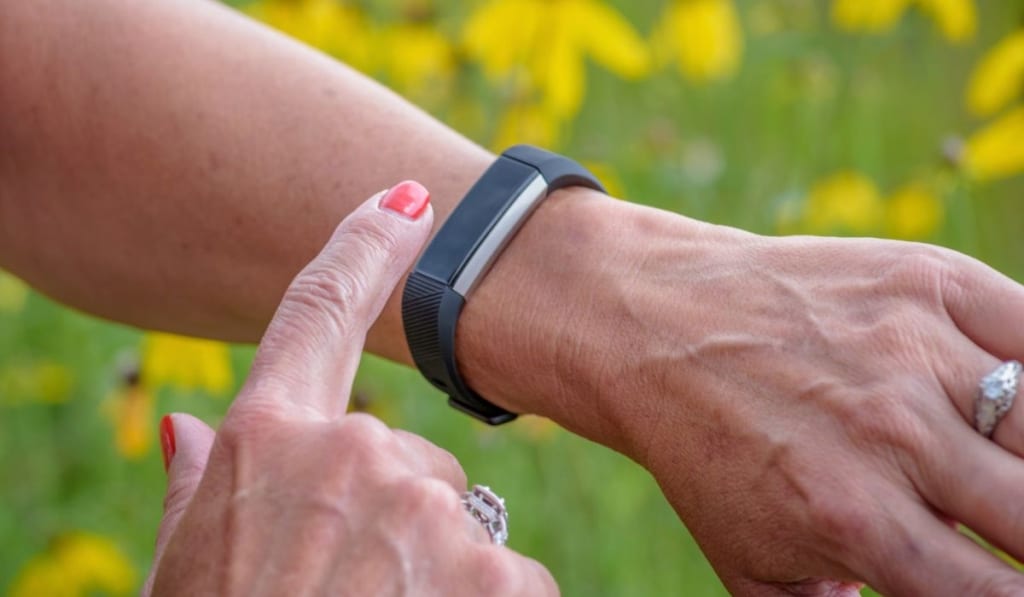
[461,484,508,546]
[975,360,1022,438]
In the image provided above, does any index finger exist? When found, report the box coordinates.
[234,181,433,420]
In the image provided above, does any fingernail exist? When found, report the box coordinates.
[379,180,430,220]
[160,415,176,472]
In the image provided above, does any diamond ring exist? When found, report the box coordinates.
[975,360,1022,438]
[461,484,508,546]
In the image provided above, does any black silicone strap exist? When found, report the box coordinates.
[401,145,605,424]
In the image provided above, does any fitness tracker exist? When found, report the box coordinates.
[401,145,605,424]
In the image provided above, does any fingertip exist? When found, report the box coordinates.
[162,413,216,476]
[379,180,431,221]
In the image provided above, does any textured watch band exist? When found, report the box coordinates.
[401,145,605,424]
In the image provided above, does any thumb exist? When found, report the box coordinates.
[142,413,216,597]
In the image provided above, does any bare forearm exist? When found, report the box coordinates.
[0,0,704,446]
[0,0,491,359]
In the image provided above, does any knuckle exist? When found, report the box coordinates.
[219,398,291,444]
[216,409,264,449]
[341,214,403,260]
[392,476,461,520]
[881,245,950,302]
[284,265,367,338]
[397,431,466,485]
[841,390,932,455]
[335,413,393,455]
[806,493,871,546]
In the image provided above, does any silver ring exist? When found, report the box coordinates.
[461,484,508,546]
[975,360,1022,437]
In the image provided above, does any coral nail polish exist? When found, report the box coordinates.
[380,180,430,219]
[160,415,176,472]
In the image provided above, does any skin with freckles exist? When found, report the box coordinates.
[6,1,1024,595]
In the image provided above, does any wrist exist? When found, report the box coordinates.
[455,185,608,431]
[456,187,740,452]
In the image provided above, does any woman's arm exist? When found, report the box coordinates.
[0,0,651,452]
[0,0,498,354]
[6,1,1024,595]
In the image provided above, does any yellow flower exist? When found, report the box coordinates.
[831,0,975,42]
[8,532,136,597]
[141,333,233,396]
[966,31,1024,118]
[373,23,454,97]
[245,0,374,71]
[7,557,69,597]
[653,0,744,83]
[103,382,155,459]
[0,361,73,405]
[963,106,1024,182]
[915,0,976,43]
[803,171,885,234]
[884,182,945,239]
[0,271,28,314]
[831,0,910,34]
[463,0,650,120]
[493,103,562,151]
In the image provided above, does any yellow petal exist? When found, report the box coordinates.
[9,533,136,597]
[55,533,137,595]
[246,0,374,72]
[463,0,542,79]
[654,0,744,83]
[885,182,945,239]
[141,333,234,396]
[804,171,885,234]
[492,103,562,151]
[966,31,1024,118]
[915,0,976,43]
[8,556,72,597]
[964,106,1024,182]
[571,0,651,79]
[831,0,911,33]
[104,386,154,459]
[540,27,587,118]
[375,24,454,95]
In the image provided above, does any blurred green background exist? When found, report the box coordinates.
[3,0,1024,594]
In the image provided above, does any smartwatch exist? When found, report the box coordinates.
[401,145,605,425]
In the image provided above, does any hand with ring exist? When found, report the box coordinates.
[466,212,1024,596]
[142,183,555,597]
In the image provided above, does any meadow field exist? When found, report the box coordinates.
[3,0,1024,594]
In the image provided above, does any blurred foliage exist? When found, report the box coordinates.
[4,0,1024,595]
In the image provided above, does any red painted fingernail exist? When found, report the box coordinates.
[160,415,176,472]
[379,180,430,220]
